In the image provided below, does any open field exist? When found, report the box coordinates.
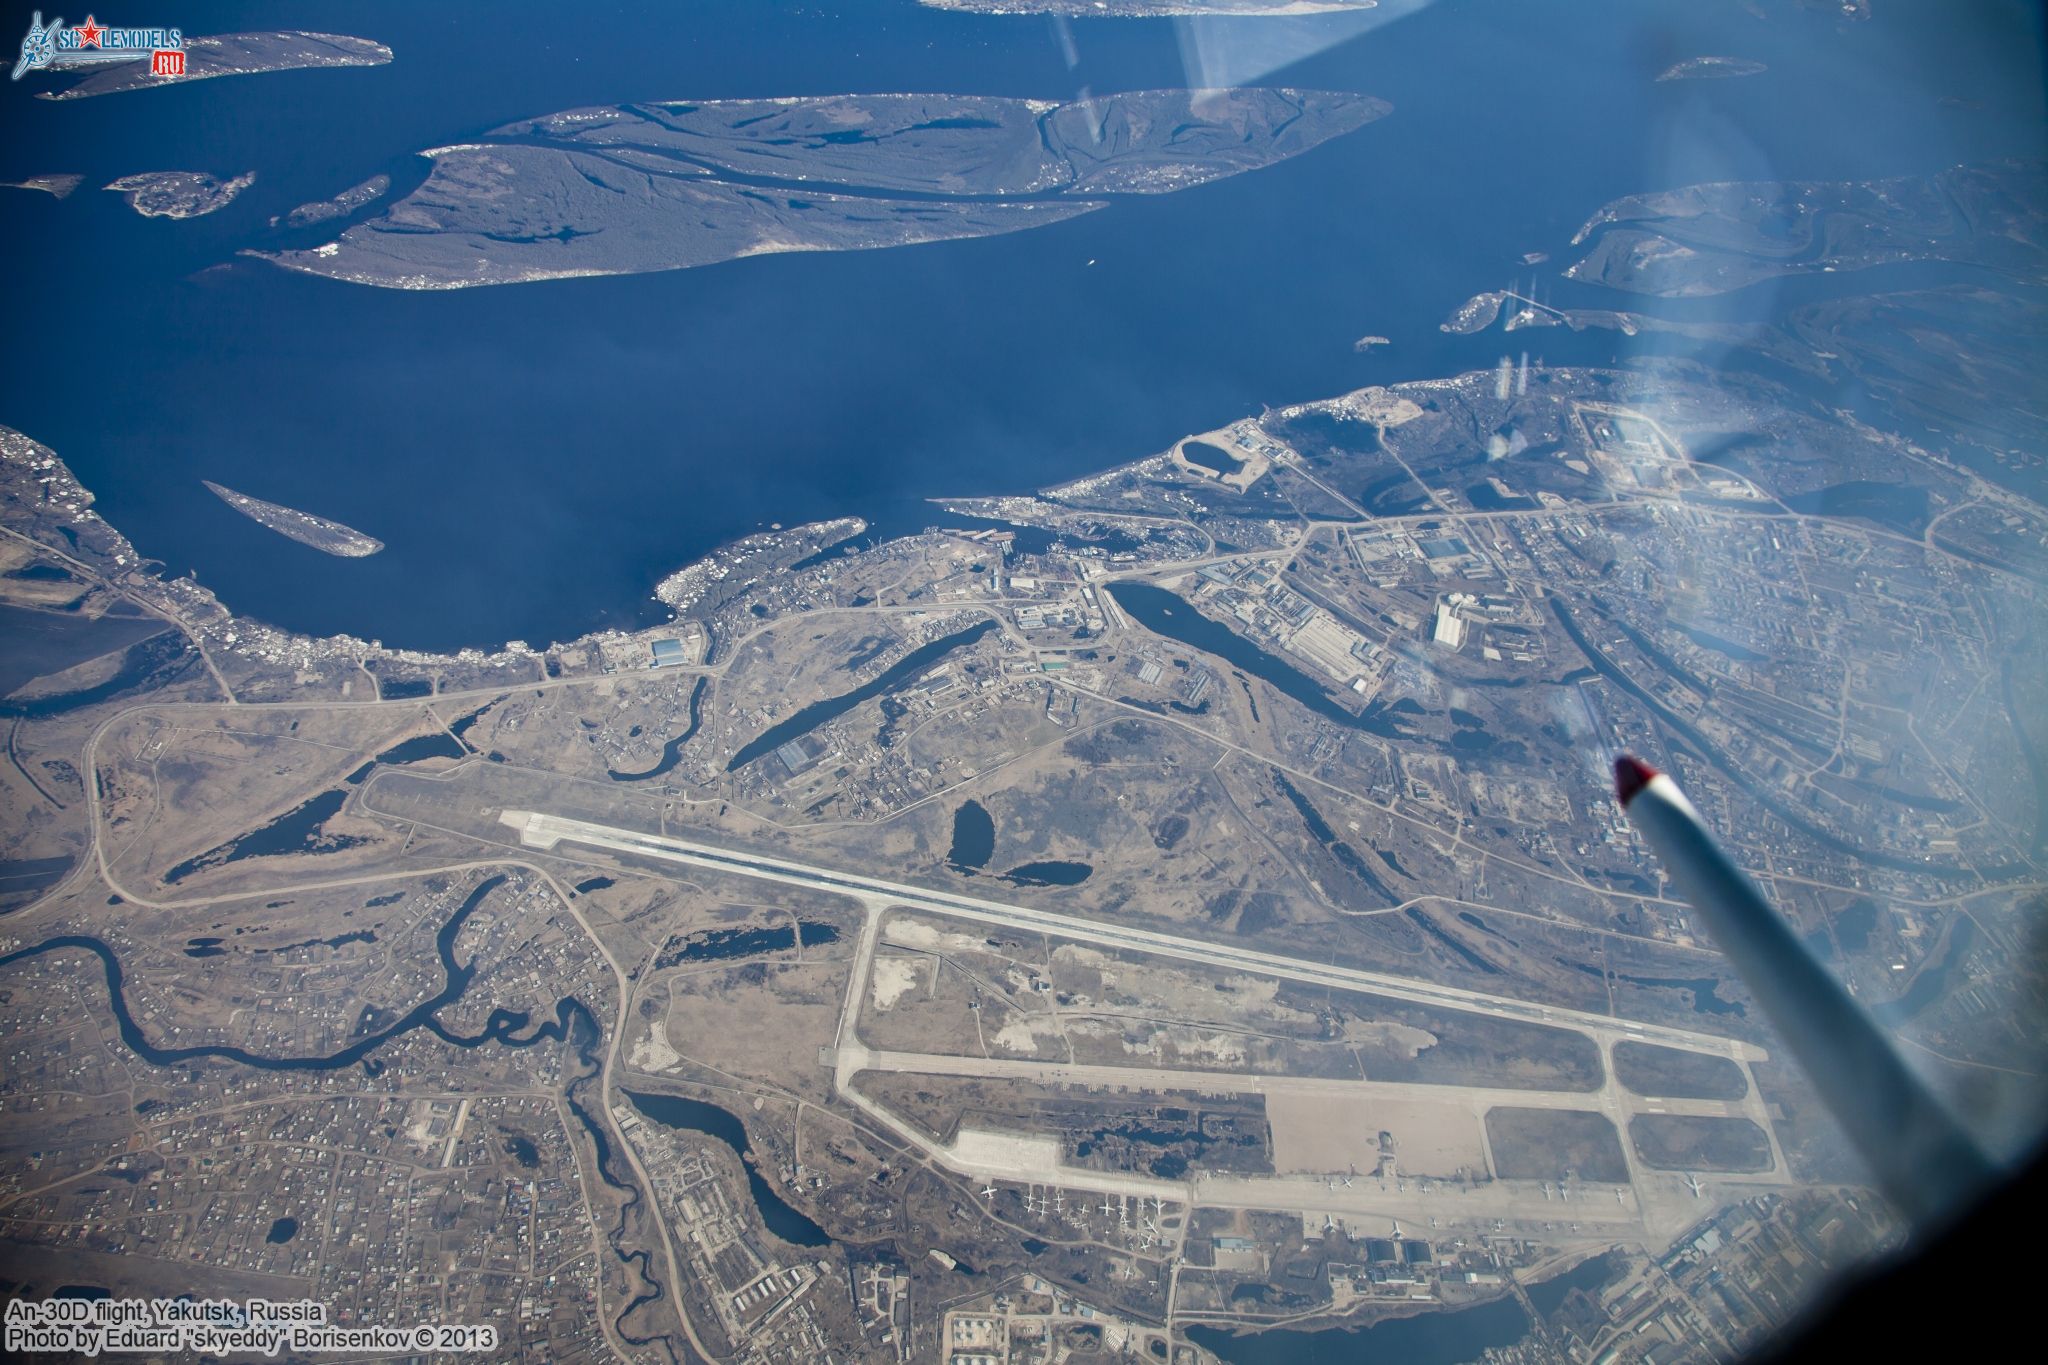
[1484,1107,1629,1184]
[1613,1040,1750,1101]
[1630,1115,1775,1173]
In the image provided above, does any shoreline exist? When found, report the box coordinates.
[0,348,2027,704]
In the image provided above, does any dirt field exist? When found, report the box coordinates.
[657,957,853,1103]
[1266,1092,1487,1179]
[1629,1114,1774,1173]
[1612,1041,1749,1100]
[1483,1106,1629,1183]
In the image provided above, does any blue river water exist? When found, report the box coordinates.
[624,1090,833,1247]
[1187,1295,1530,1365]
[1,1,2039,651]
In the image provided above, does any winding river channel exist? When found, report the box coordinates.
[0,876,602,1068]
[0,871,828,1353]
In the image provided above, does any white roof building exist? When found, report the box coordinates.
[1432,598,1466,649]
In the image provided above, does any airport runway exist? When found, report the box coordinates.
[503,809,1769,1062]
[504,810,1788,1243]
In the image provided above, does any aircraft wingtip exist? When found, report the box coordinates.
[1614,754,1659,807]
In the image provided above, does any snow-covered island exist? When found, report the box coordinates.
[204,481,383,558]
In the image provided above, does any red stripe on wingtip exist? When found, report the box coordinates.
[1614,754,1659,806]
